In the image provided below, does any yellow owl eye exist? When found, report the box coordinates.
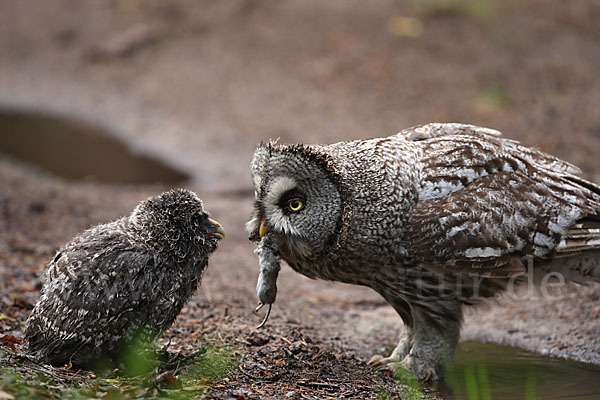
[287,198,304,212]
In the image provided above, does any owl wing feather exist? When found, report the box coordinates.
[405,131,600,277]
[26,228,164,364]
[400,123,581,175]
[398,122,502,141]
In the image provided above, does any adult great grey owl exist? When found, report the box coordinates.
[25,188,225,367]
[247,123,600,382]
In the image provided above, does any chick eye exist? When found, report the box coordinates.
[286,198,304,213]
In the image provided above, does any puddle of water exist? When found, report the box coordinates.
[445,341,600,400]
[0,110,189,185]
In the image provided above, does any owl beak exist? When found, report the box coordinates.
[259,218,270,238]
[203,218,226,240]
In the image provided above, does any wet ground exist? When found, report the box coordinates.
[0,110,188,185]
[1,0,600,398]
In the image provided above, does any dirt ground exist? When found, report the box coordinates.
[1,0,600,398]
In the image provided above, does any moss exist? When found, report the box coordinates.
[0,340,238,400]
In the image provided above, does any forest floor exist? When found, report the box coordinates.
[1,1,599,398]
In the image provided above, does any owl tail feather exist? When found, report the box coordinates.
[543,219,600,284]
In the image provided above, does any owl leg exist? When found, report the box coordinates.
[369,299,461,383]
[368,296,414,369]
[398,304,462,382]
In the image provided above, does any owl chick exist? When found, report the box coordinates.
[25,188,225,367]
[247,123,600,382]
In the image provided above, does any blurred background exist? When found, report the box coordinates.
[1,0,599,190]
[1,0,599,398]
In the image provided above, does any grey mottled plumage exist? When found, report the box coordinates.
[247,123,600,381]
[25,188,225,367]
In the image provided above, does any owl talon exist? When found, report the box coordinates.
[367,354,387,367]
[255,303,272,329]
[417,367,437,383]
[368,354,399,371]
[399,354,440,383]
[369,353,439,383]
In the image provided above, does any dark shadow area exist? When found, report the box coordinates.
[0,110,189,185]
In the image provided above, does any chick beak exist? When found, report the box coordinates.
[259,218,270,238]
[204,218,225,240]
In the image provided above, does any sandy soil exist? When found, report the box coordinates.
[1,0,599,398]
